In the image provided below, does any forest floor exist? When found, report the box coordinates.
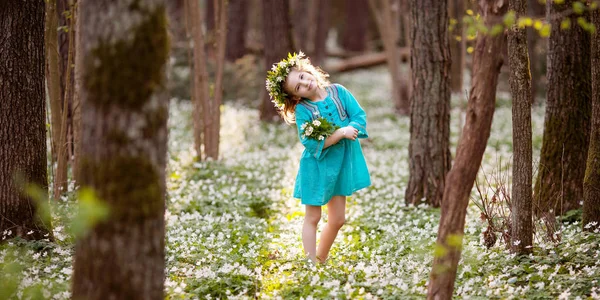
[1,67,600,299]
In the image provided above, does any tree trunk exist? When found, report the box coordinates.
[291,0,309,51]
[0,0,51,241]
[533,0,591,216]
[261,0,294,121]
[72,1,169,298]
[225,0,248,61]
[311,0,331,66]
[46,0,62,166]
[427,1,506,298]
[405,0,451,207]
[187,0,208,161]
[449,0,465,93]
[207,0,228,159]
[57,0,76,171]
[508,0,533,255]
[368,0,410,115]
[583,6,600,231]
[54,1,76,199]
[341,0,368,52]
[327,48,411,73]
[73,1,82,185]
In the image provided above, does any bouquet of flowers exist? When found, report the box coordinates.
[300,117,340,141]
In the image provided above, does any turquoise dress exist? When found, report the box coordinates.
[293,83,371,206]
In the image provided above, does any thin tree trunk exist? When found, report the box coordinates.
[449,0,465,93]
[405,0,451,207]
[368,0,410,115]
[427,1,506,298]
[341,0,368,52]
[508,0,533,254]
[72,1,169,298]
[291,0,309,51]
[57,0,76,168]
[208,0,228,160]
[72,1,82,185]
[225,0,248,61]
[533,0,591,216]
[261,0,294,121]
[188,0,208,160]
[46,0,62,166]
[583,5,600,231]
[0,0,52,241]
[54,2,76,199]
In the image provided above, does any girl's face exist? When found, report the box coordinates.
[284,69,318,100]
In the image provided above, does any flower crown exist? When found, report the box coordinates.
[265,51,305,109]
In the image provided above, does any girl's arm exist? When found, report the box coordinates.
[323,127,358,148]
[336,84,368,138]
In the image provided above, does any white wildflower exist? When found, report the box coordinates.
[305,126,313,136]
[312,119,321,126]
[318,135,324,140]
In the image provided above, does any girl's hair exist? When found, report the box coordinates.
[279,59,330,124]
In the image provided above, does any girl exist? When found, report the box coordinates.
[266,52,371,263]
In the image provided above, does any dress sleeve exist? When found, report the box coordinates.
[337,84,368,138]
[295,105,330,160]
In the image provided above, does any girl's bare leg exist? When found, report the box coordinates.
[316,196,346,262]
[302,205,322,262]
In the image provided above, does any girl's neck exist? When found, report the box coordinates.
[307,86,328,102]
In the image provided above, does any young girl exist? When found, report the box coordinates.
[266,52,371,263]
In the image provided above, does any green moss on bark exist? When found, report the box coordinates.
[84,5,169,110]
[81,156,163,220]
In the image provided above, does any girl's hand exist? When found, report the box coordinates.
[340,126,359,141]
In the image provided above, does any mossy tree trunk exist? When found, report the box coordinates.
[261,0,294,121]
[72,1,169,298]
[583,6,600,231]
[427,1,506,298]
[533,0,591,216]
[225,0,248,61]
[341,0,368,52]
[405,0,451,207]
[508,0,533,255]
[449,0,465,93]
[0,0,52,241]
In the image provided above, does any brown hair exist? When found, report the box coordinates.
[278,58,330,124]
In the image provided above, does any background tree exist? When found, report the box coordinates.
[261,0,294,121]
[533,0,591,216]
[341,0,369,53]
[427,0,507,298]
[405,0,452,207]
[449,0,465,93]
[527,0,545,100]
[0,0,52,240]
[508,0,533,254]
[72,1,169,298]
[225,0,248,62]
[368,0,410,114]
[45,0,62,171]
[583,4,600,230]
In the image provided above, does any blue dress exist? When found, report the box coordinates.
[293,84,371,206]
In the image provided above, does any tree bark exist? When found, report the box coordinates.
[533,0,591,216]
[583,6,600,231]
[261,0,294,121]
[526,0,545,101]
[291,0,309,51]
[449,0,465,93]
[405,0,451,207]
[187,0,208,161]
[72,1,82,185]
[427,1,506,298]
[0,0,51,241]
[57,0,76,169]
[46,0,62,166]
[341,0,368,52]
[508,0,533,254]
[225,0,248,61]
[72,1,169,298]
[208,0,228,159]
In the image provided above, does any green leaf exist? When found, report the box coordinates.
[561,18,571,30]
[573,1,585,14]
[504,11,516,27]
[69,187,110,239]
[490,24,504,36]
